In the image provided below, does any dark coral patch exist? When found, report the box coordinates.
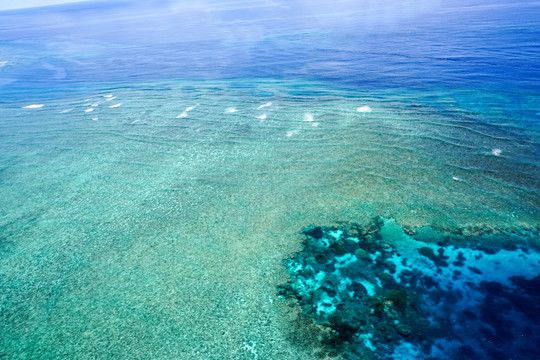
[278,218,540,359]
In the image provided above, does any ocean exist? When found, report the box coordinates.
[0,0,539,359]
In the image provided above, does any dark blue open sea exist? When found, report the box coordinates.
[0,1,539,359]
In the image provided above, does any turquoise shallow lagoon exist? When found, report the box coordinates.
[0,80,538,358]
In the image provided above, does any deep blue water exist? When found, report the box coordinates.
[1,0,540,100]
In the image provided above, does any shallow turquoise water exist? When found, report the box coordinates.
[0,79,538,358]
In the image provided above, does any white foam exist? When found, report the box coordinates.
[185,105,198,112]
[0,61,7,67]
[60,108,73,113]
[84,108,94,113]
[491,148,502,156]
[256,114,267,120]
[257,102,272,110]
[312,122,319,127]
[103,94,113,98]
[225,107,237,113]
[91,103,99,107]
[109,103,122,108]
[304,113,314,122]
[452,176,460,181]
[286,130,299,137]
[22,104,44,109]
[176,112,188,118]
[91,117,98,121]
[105,96,117,101]
[357,105,372,113]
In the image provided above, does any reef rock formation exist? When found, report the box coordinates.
[278,217,540,359]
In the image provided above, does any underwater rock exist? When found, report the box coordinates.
[417,246,449,267]
[278,217,540,359]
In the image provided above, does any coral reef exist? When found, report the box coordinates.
[278,217,540,359]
